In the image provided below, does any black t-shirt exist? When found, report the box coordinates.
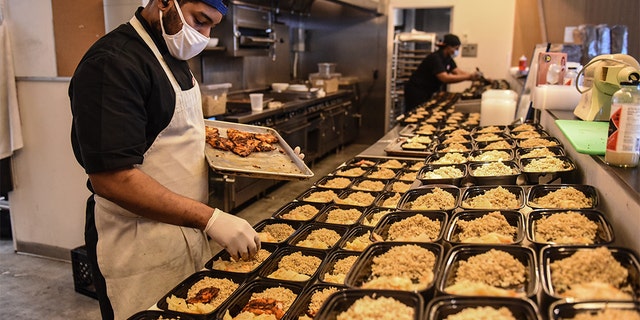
[408,48,457,95]
[69,8,195,175]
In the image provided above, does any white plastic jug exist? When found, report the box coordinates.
[480,98,517,126]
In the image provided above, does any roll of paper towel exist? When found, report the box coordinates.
[532,85,582,110]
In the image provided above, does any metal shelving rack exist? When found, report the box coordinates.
[390,31,436,128]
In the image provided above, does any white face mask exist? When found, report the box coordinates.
[160,1,209,60]
[452,49,460,58]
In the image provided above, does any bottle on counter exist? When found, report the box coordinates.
[563,67,578,86]
[605,81,640,167]
[518,55,527,72]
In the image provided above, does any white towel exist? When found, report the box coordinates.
[0,0,24,159]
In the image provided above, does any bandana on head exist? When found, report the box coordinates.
[200,0,228,15]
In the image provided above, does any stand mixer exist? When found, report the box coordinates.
[573,54,640,121]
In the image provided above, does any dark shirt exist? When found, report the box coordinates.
[405,48,456,108]
[69,8,195,175]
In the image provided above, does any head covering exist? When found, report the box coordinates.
[439,34,461,47]
[199,0,228,15]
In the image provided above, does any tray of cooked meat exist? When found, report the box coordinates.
[204,120,313,180]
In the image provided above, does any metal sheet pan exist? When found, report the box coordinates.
[384,136,433,158]
[204,120,314,180]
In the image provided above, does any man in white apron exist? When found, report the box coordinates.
[69,1,260,319]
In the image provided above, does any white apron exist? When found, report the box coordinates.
[93,16,212,320]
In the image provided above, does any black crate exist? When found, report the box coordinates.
[71,245,97,299]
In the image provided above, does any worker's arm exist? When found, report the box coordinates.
[89,167,259,259]
[436,68,479,84]
[90,167,212,228]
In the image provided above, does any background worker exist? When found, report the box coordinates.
[404,33,482,109]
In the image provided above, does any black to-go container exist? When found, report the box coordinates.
[426,296,541,320]
[216,278,305,320]
[344,241,443,301]
[313,289,424,320]
[155,270,247,319]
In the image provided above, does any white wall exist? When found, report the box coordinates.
[386,0,517,109]
[6,0,57,77]
[10,80,90,259]
[5,1,88,259]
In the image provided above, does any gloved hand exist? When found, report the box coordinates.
[205,208,260,260]
[294,146,305,160]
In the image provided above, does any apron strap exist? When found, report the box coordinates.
[129,16,182,92]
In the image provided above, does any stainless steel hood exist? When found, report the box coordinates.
[325,0,384,14]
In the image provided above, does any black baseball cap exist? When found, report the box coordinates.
[439,34,461,47]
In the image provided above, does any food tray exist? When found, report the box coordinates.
[467,160,522,186]
[127,310,198,320]
[342,157,380,168]
[426,296,541,320]
[468,149,515,162]
[344,242,443,300]
[549,300,640,320]
[384,137,434,157]
[272,201,326,222]
[216,278,304,319]
[459,185,525,210]
[471,125,509,134]
[251,218,305,245]
[204,242,278,276]
[348,177,389,192]
[315,204,367,226]
[284,283,348,319]
[204,120,313,180]
[156,270,247,318]
[516,136,563,149]
[313,175,354,190]
[519,155,577,185]
[294,188,339,204]
[445,210,525,246]
[516,146,566,159]
[316,250,361,285]
[286,222,350,251]
[417,163,468,186]
[526,209,614,249]
[434,142,474,154]
[474,138,516,150]
[539,245,640,307]
[437,244,539,300]
[334,189,379,207]
[257,246,327,284]
[313,289,424,320]
[396,185,460,212]
[336,225,375,251]
[398,123,418,137]
[426,152,470,165]
[372,191,404,209]
[370,210,447,243]
[526,184,598,209]
[510,129,551,140]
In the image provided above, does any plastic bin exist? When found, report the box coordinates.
[201,83,231,117]
[71,245,98,299]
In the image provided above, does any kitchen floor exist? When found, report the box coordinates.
[0,143,369,320]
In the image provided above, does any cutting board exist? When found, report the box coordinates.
[555,120,608,155]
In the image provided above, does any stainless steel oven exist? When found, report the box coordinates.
[216,2,275,57]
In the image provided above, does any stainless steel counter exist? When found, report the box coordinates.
[219,90,354,125]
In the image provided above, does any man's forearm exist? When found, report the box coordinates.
[89,168,212,229]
